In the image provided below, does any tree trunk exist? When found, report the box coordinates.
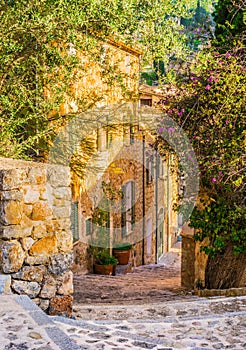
[205,243,246,289]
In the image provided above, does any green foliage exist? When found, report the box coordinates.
[191,198,245,256]
[113,243,132,251]
[92,248,118,266]
[0,0,196,159]
[160,44,246,255]
[213,0,246,47]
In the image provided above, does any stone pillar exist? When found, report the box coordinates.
[0,158,73,316]
[181,223,208,290]
[181,224,196,289]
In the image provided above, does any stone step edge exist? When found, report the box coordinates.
[52,310,246,328]
[14,295,84,350]
[73,294,246,311]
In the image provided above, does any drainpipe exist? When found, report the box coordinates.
[142,134,145,265]
[155,141,158,264]
[167,154,170,252]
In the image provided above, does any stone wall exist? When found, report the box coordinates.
[0,158,73,316]
[181,223,208,290]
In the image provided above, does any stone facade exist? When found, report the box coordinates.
[0,158,73,316]
[72,114,179,273]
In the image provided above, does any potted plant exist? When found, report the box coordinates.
[93,248,118,275]
[113,243,132,265]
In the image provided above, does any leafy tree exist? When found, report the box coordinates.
[0,0,195,159]
[213,0,246,46]
[159,44,245,288]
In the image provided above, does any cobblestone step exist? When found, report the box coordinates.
[52,296,246,350]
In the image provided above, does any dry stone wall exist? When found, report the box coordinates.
[0,158,73,316]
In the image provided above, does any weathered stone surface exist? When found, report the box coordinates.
[47,165,71,187]
[53,187,71,200]
[12,266,44,283]
[49,295,73,317]
[0,190,23,201]
[0,240,25,273]
[31,202,52,221]
[0,168,28,190]
[28,167,46,185]
[57,271,73,295]
[33,297,50,311]
[0,225,32,239]
[22,186,40,203]
[48,253,73,276]
[21,237,35,251]
[30,235,58,256]
[23,204,33,217]
[56,230,73,253]
[1,201,23,225]
[40,276,57,299]
[25,254,49,266]
[11,280,41,298]
[52,206,71,219]
[0,274,11,294]
[31,224,48,240]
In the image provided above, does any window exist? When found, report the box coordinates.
[121,181,135,236]
[140,98,152,107]
[85,218,93,236]
[146,156,154,184]
[71,202,79,241]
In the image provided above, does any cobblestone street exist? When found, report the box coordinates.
[0,246,245,349]
[73,245,188,308]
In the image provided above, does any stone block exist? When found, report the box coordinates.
[48,253,73,276]
[53,206,71,219]
[27,167,46,185]
[0,190,23,201]
[31,224,48,240]
[57,271,73,295]
[22,186,40,204]
[31,202,52,221]
[25,254,49,266]
[33,298,50,311]
[12,280,41,298]
[0,240,25,273]
[0,168,28,190]
[49,295,73,317]
[12,266,44,283]
[47,165,71,187]
[0,225,32,239]
[0,274,12,294]
[56,230,73,253]
[30,235,58,256]
[40,275,57,299]
[53,187,71,200]
[1,201,23,225]
[21,237,35,251]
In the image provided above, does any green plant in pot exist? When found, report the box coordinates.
[113,243,132,265]
[93,248,118,275]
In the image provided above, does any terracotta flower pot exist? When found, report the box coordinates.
[94,263,114,275]
[113,249,130,265]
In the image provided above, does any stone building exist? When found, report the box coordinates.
[63,40,180,274]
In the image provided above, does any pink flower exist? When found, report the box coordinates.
[225,52,231,59]
[158,127,164,133]
[207,76,213,83]
[212,177,217,183]
[167,127,175,133]
[205,84,211,90]
[225,119,229,125]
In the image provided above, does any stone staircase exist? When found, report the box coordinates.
[0,293,245,349]
[52,296,246,350]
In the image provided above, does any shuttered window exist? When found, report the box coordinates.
[71,201,79,242]
[121,181,135,236]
